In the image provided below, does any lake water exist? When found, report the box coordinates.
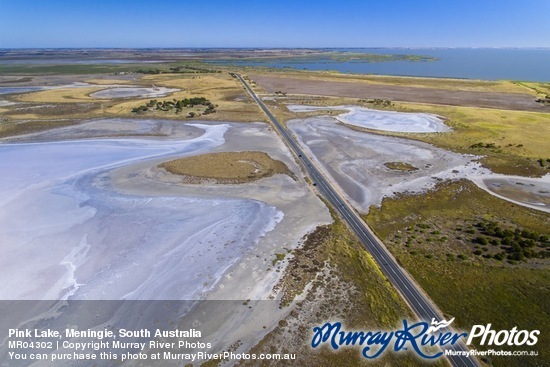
[209,48,550,82]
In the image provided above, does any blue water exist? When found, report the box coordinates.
[208,48,550,82]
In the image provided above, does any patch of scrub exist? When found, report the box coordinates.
[159,151,293,184]
[287,104,450,133]
[384,162,419,172]
[471,174,550,213]
[90,86,179,99]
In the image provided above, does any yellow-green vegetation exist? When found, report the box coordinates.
[159,151,292,184]
[515,81,550,98]
[384,162,419,172]
[16,86,104,103]
[390,102,550,176]
[242,208,445,367]
[272,253,286,266]
[366,180,549,367]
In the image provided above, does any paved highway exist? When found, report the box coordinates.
[235,73,480,367]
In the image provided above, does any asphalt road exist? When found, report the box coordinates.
[235,73,480,367]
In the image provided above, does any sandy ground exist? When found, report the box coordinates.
[251,74,550,112]
[0,119,331,365]
[287,104,450,132]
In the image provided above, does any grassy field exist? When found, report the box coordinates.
[16,86,105,103]
[515,81,550,98]
[366,180,549,367]
[159,151,292,184]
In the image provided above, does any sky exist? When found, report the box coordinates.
[1,0,549,48]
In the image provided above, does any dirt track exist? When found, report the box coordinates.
[251,74,549,112]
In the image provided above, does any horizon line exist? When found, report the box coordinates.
[1,46,550,50]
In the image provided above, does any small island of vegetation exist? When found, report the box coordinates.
[159,151,293,184]
[384,162,419,172]
[132,97,216,117]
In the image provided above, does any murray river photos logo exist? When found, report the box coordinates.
[311,318,540,360]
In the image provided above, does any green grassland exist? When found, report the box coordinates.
[366,180,549,367]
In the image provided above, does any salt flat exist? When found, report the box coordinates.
[287,104,450,132]
[0,120,327,301]
[289,115,550,215]
[0,119,330,364]
[471,174,550,213]
[289,116,482,212]
[0,123,277,300]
